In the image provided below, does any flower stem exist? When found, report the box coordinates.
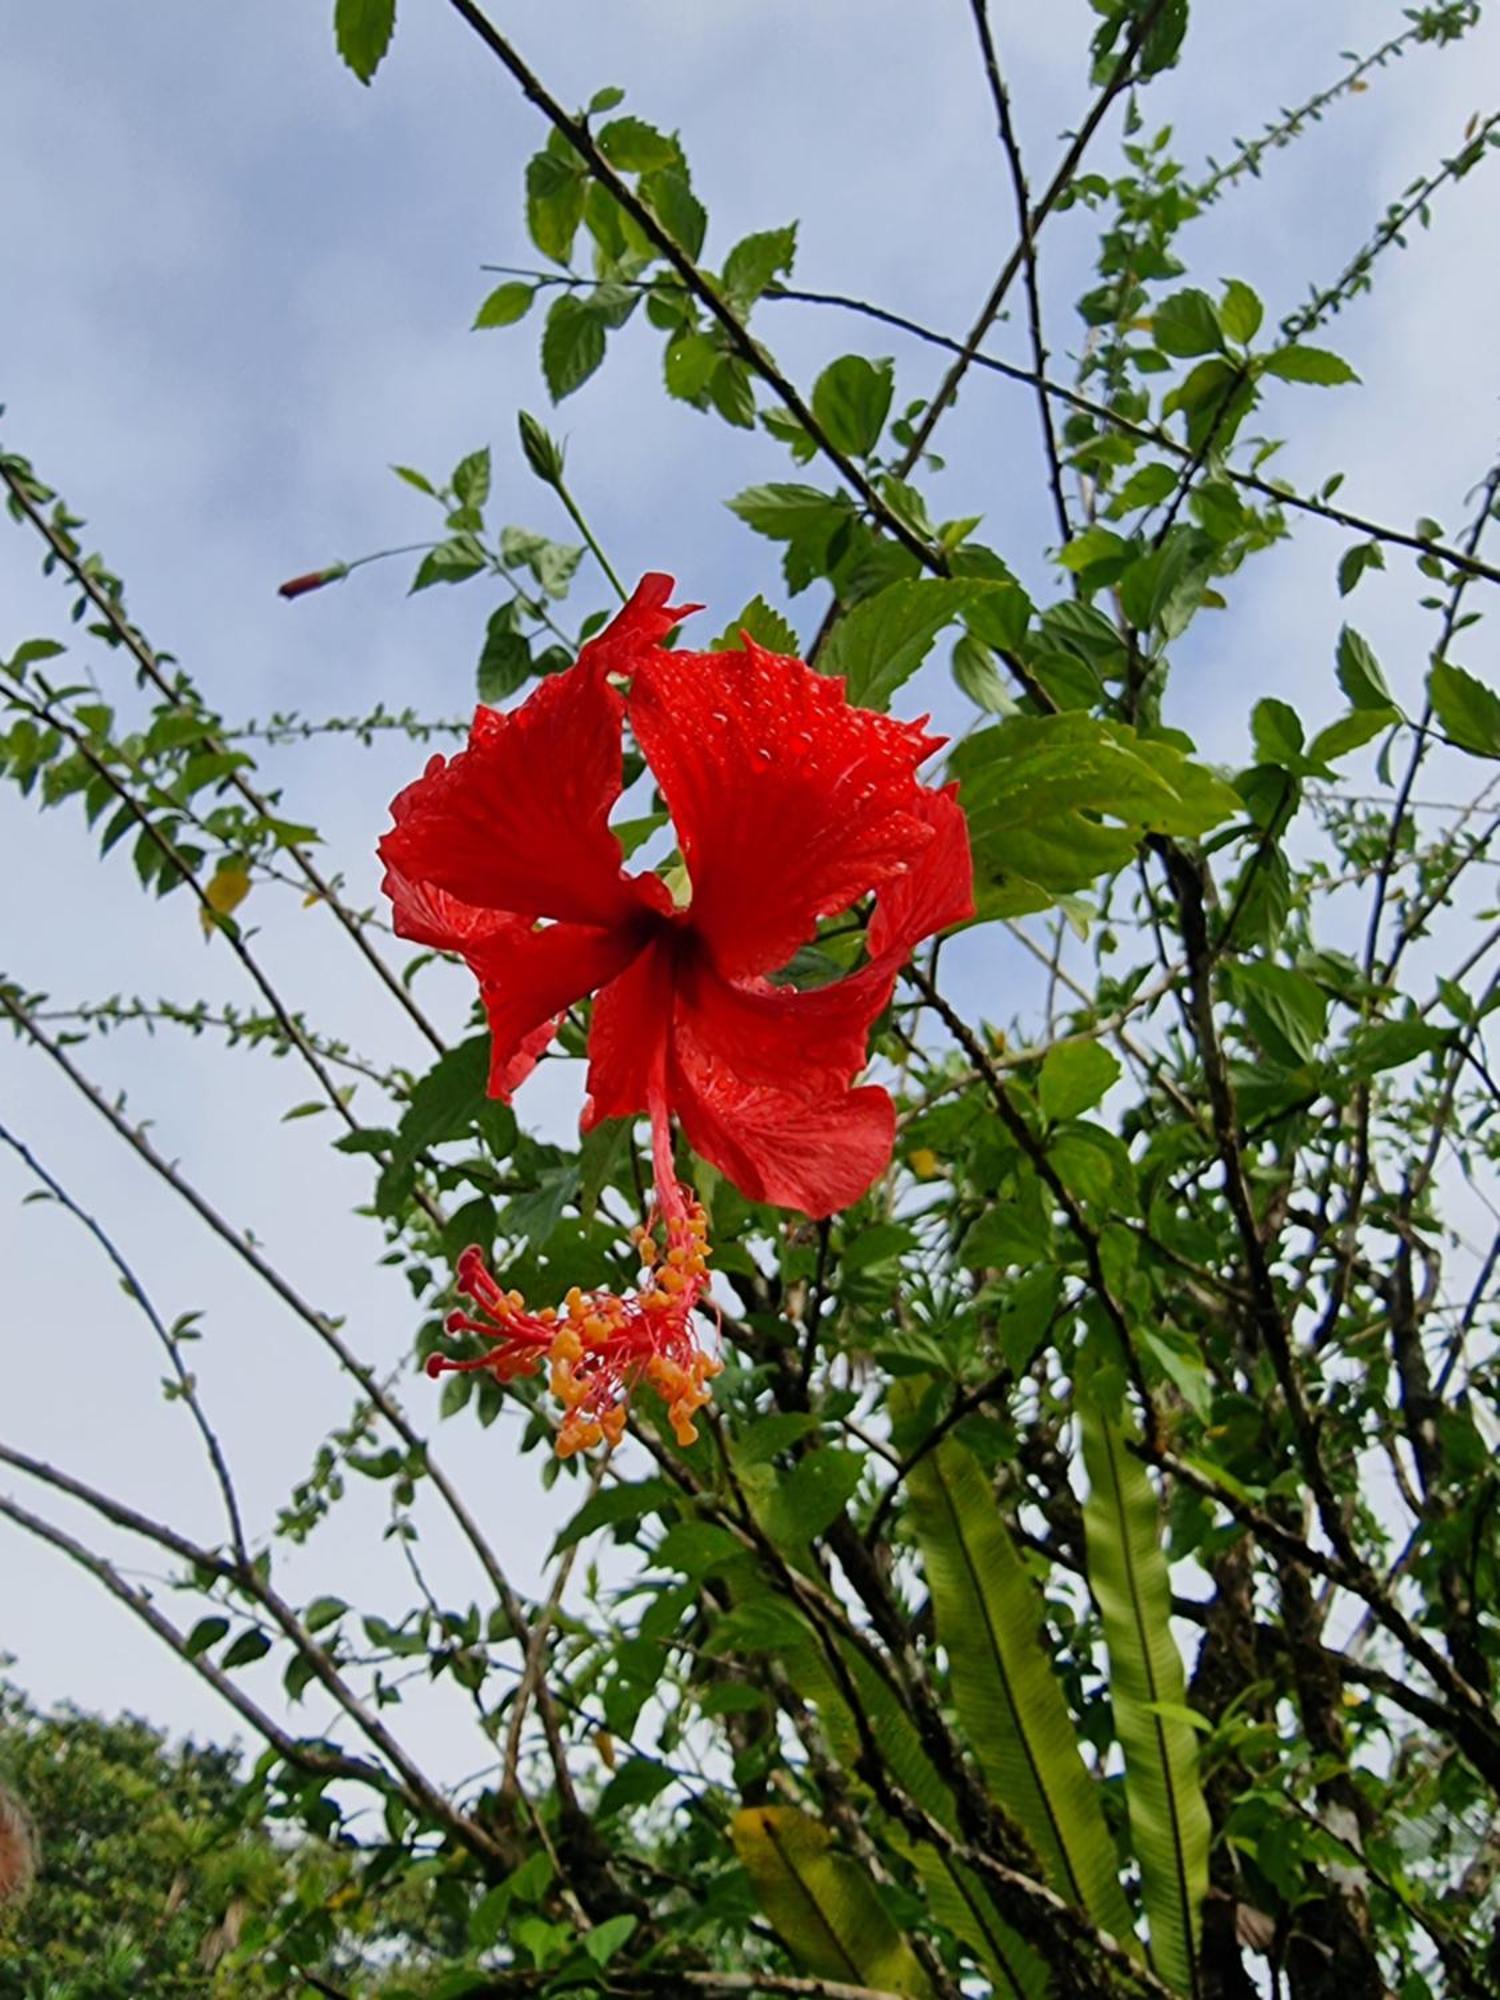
[552,478,627,604]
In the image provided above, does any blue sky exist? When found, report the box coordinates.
[3,0,1498,1786]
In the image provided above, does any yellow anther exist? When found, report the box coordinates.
[600,1405,627,1447]
[550,1326,583,1364]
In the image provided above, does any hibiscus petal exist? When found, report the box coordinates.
[629,639,943,979]
[672,947,890,1101]
[669,1037,895,1218]
[378,663,645,929]
[582,935,676,1129]
[472,921,648,1101]
[577,571,701,680]
[867,782,976,961]
[382,860,519,956]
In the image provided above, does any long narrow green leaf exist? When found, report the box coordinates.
[906,1435,1138,1945]
[1081,1403,1210,1997]
[787,1625,1050,1997]
[731,1805,933,1996]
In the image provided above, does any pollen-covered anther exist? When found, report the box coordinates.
[426,1189,718,1457]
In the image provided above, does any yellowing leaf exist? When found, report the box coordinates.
[200,866,251,937]
[732,1806,933,1996]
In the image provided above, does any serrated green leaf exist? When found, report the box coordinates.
[452,448,490,510]
[1336,625,1394,710]
[525,151,585,265]
[821,578,973,709]
[410,541,486,591]
[663,329,718,403]
[1431,658,1500,757]
[334,0,395,83]
[640,166,706,258]
[477,608,531,705]
[541,294,607,401]
[954,712,1240,919]
[1039,1039,1121,1121]
[473,282,534,330]
[722,223,797,306]
[597,116,679,173]
[1219,278,1263,344]
[811,355,894,459]
[1152,288,1225,358]
[709,595,800,655]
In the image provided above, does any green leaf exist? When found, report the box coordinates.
[772,1593,1050,1998]
[582,1914,638,1967]
[394,1035,492,1164]
[1080,1402,1210,1998]
[410,541,486,591]
[1346,1016,1449,1077]
[525,151,585,265]
[1307,707,1397,766]
[811,355,894,459]
[1430,658,1500,757]
[732,1806,934,1996]
[1229,961,1327,1065]
[477,608,531,704]
[334,0,396,83]
[303,1596,348,1634]
[597,116,679,173]
[904,1434,1136,1937]
[1039,1040,1121,1122]
[1336,541,1385,597]
[473,282,534,330]
[541,294,607,401]
[221,1628,273,1671]
[709,595,800,655]
[951,634,1014,714]
[1218,278,1263,344]
[953,713,1240,919]
[185,1615,229,1659]
[552,1477,680,1555]
[821,578,973,709]
[640,167,706,258]
[1152,288,1225,358]
[452,448,491,510]
[726,482,856,594]
[1262,345,1359,386]
[663,329,719,403]
[722,224,797,307]
[1336,626,1394,711]
[761,1449,863,1549]
[1251,697,1305,769]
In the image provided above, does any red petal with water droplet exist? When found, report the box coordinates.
[378,662,647,930]
[629,639,943,981]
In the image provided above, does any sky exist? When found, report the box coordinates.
[3,0,1499,1803]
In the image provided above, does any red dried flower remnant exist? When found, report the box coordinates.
[382,573,973,1448]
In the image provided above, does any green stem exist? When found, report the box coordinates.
[551,477,628,603]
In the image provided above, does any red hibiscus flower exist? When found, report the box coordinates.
[380,573,973,1213]
[379,573,973,1451]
